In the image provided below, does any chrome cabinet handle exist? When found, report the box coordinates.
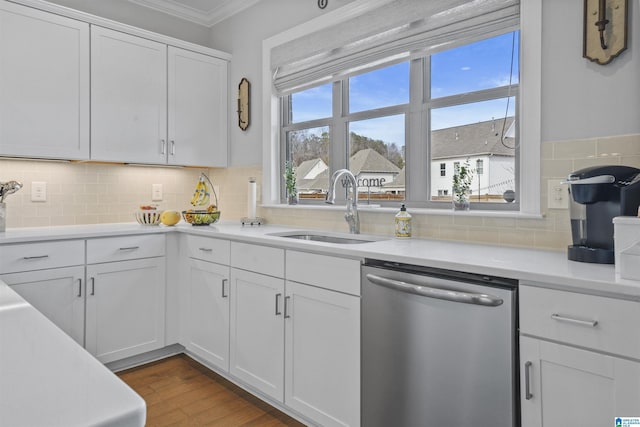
[524,361,533,400]
[221,279,228,298]
[284,296,291,319]
[366,273,504,307]
[161,139,166,154]
[199,247,213,252]
[551,313,598,328]
[275,293,282,316]
[90,277,95,296]
[170,140,175,155]
[119,246,140,251]
[23,255,49,260]
[77,278,82,297]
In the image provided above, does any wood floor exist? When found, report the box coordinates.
[117,354,307,427]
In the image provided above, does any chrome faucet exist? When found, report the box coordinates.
[326,169,360,234]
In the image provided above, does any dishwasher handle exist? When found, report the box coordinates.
[365,273,504,307]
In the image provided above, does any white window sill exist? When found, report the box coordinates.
[261,203,545,219]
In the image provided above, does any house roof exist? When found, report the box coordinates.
[295,158,327,181]
[383,167,405,189]
[298,168,329,191]
[349,148,401,175]
[431,117,515,160]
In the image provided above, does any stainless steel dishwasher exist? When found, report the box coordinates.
[362,259,518,427]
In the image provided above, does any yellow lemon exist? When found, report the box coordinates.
[160,210,181,226]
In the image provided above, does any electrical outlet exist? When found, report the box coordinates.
[547,179,568,209]
[152,184,163,201]
[31,181,47,202]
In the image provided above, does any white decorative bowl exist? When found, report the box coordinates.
[135,210,162,226]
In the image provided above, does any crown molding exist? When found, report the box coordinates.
[127,0,262,27]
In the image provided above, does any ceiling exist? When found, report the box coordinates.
[126,0,263,27]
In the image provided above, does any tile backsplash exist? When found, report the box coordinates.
[2,133,638,251]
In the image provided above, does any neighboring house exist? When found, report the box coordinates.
[382,167,405,195]
[296,148,401,195]
[432,117,516,200]
[296,158,329,194]
[349,148,401,193]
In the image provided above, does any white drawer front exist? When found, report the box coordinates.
[230,242,284,278]
[186,235,230,265]
[87,234,165,264]
[520,284,640,359]
[0,240,85,273]
[286,251,361,296]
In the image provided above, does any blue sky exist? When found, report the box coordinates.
[291,31,519,149]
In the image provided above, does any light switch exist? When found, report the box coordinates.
[31,181,47,202]
[547,179,568,209]
[152,184,163,201]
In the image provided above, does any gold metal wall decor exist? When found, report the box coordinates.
[237,78,250,131]
[583,0,628,65]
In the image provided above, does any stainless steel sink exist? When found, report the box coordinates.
[268,231,384,244]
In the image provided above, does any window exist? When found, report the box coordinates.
[280,31,519,209]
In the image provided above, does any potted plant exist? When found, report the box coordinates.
[284,161,298,205]
[452,160,473,211]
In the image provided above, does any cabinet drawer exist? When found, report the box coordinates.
[520,284,640,359]
[286,251,361,296]
[186,235,230,265]
[230,242,284,278]
[0,240,84,273]
[87,234,165,264]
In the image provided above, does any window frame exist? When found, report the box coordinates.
[280,38,520,210]
[263,0,542,216]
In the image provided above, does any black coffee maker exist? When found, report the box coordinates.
[567,165,640,263]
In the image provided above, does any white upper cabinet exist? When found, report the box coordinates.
[168,47,228,167]
[0,1,89,159]
[91,26,229,166]
[91,26,168,164]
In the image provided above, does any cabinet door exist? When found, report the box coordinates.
[520,336,640,427]
[230,268,284,401]
[184,258,230,371]
[91,26,167,164]
[86,258,166,363]
[168,47,228,167]
[0,267,85,346]
[285,281,360,427]
[0,2,89,159]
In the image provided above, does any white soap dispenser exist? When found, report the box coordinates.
[395,204,412,238]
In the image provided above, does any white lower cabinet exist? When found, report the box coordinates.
[285,280,360,427]
[184,258,230,371]
[519,283,640,427]
[1,266,85,346]
[520,336,640,427]
[229,267,285,401]
[86,257,165,363]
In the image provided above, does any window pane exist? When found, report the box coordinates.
[349,62,409,113]
[287,127,330,199]
[349,115,405,202]
[291,83,332,123]
[430,100,516,204]
[431,31,520,99]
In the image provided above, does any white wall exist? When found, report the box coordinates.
[541,0,640,141]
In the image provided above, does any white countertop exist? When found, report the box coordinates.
[1,221,640,300]
[0,282,146,427]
